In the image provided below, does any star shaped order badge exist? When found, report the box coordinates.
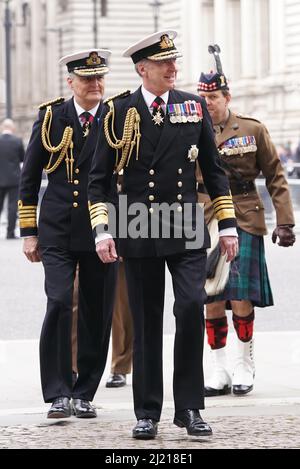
[152,110,164,126]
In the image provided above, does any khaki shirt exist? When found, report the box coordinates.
[197,111,295,236]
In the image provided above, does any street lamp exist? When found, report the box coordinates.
[92,0,98,48]
[149,0,162,32]
[1,0,12,118]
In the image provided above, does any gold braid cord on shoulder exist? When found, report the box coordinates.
[104,99,141,173]
[39,97,64,110]
[41,105,75,182]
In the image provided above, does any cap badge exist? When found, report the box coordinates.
[160,34,174,50]
[86,52,101,65]
[220,75,226,86]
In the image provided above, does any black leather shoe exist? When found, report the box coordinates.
[174,409,212,437]
[132,419,158,439]
[106,373,126,388]
[47,397,71,419]
[72,399,97,418]
[205,384,231,397]
[232,384,253,395]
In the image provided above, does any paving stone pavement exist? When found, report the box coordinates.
[1,413,300,449]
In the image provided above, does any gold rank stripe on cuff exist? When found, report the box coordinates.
[212,196,235,221]
[88,202,109,229]
[18,201,38,229]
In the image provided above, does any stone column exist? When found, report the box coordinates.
[180,0,205,88]
[269,0,285,74]
[227,0,241,80]
[45,0,60,98]
[30,0,44,103]
[15,0,29,105]
[240,0,256,78]
[0,4,5,107]
[254,0,270,78]
[214,0,229,73]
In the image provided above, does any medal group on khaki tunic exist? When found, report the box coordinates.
[219,136,258,157]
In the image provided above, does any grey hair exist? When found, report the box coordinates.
[135,59,150,77]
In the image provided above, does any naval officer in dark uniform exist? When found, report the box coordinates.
[88,30,238,439]
[19,49,117,419]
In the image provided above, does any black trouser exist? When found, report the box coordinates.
[124,249,207,422]
[0,186,18,237]
[40,246,117,403]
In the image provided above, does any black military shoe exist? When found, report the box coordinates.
[205,384,231,397]
[106,373,126,388]
[174,409,212,437]
[72,399,97,418]
[132,419,158,439]
[232,384,253,395]
[47,397,71,419]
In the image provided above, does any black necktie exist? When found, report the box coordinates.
[79,112,94,137]
[151,96,165,126]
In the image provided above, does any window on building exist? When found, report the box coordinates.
[101,0,108,17]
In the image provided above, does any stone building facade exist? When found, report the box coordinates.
[0,0,299,145]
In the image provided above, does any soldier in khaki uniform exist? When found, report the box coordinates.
[197,45,295,397]
[73,262,133,389]
[106,261,133,388]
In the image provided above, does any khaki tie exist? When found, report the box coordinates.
[214,124,222,135]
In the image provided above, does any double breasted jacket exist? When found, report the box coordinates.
[88,87,237,257]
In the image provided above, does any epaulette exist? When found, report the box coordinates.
[104,90,131,105]
[236,113,261,124]
[39,97,65,110]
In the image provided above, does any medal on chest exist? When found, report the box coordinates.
[152,110,164,126]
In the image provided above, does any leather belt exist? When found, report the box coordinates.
[197,180,256,196]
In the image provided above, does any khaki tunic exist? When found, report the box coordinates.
[197,111,295,235]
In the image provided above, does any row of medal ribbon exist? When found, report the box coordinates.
[167,101,203,124]
[219,136,257,156]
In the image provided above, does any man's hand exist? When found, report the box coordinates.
[96,238,118,263]
[219,236,239,262]
[272,225,296,247]
[23,236,41,263]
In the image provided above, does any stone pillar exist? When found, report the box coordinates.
[254,0,270,78]
[214,0,229,73]
[30,0,44,103]
[240,0,257,78]
[227,0,241,80]
[269,0,285,74]
[15,0,29,105]
[45,0,60,98]
[180,0,205,88]
[0,4,5,107]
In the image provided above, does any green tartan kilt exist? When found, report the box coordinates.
[206,228,274,308]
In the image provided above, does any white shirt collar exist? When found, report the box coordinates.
[73,99,100,118]
[141,86,169,110]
